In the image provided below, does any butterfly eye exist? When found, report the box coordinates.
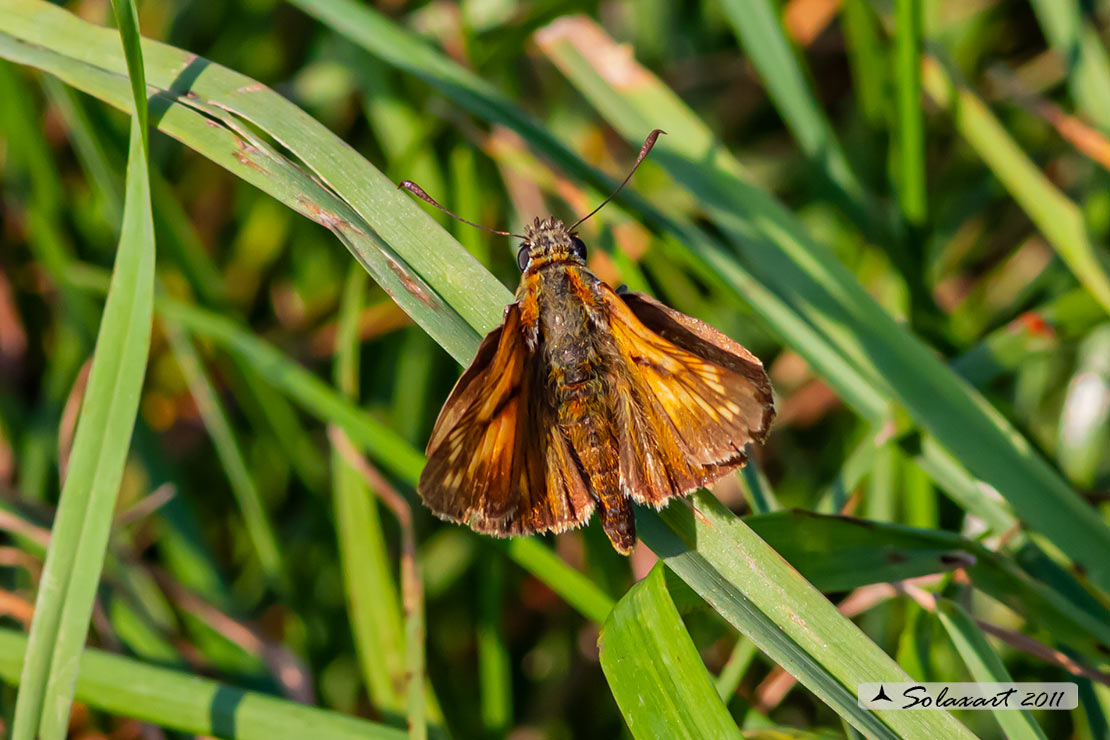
[516,245,532,272]
[570,236,587,261]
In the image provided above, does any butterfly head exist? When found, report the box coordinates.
[517,217,587,272]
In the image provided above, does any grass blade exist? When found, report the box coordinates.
[0,628,407,739]
[842,0,888,128]
[894,0,926,228]
[11,1,154,737]
[599,564,742,740]
[935,599,1050,740]
[329,430,427,740]
[477,554,512,736]
[331,265,408,715]
[640,493,977,739]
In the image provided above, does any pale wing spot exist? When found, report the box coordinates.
[651,378,680,409]
[691,389,719,417]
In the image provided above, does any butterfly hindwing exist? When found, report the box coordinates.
[601,285,774,506]
[419,304,595,536]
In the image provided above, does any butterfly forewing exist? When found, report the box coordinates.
[419,305,595,536]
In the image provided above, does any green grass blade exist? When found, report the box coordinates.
[935,599,1050,740]
[922,55,1110,317]
[715,636,758,699]
[499,540,615,622]
[0,628,407,739]
[332,265,407,715]
[478,554,512,736]
[599,564,743,740]
[894,0,926,228]
[842,0,887,128]
[640,493,977,739]
[11,1,155,737]
[739,457,780,515]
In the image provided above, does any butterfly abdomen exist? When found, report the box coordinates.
[555,384,634,554]
[536,266,636,553]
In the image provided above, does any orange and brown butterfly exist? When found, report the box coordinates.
[400,130,774,555]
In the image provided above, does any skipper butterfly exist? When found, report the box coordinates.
[403,131,774,554]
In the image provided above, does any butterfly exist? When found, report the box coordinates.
[401,130,774,554]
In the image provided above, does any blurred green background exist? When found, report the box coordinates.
[2,0,1110,738]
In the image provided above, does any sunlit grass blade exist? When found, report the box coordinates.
[0,628,407,740]
[535,16,1110,593]
[11,1,154,737]
[935,599,1050,740]
[922,55,1110,317]
[639,493,977,739]
[599,564,742,740]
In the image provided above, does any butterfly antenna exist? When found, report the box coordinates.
[570,129,665,230]
[398,180,527,239]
